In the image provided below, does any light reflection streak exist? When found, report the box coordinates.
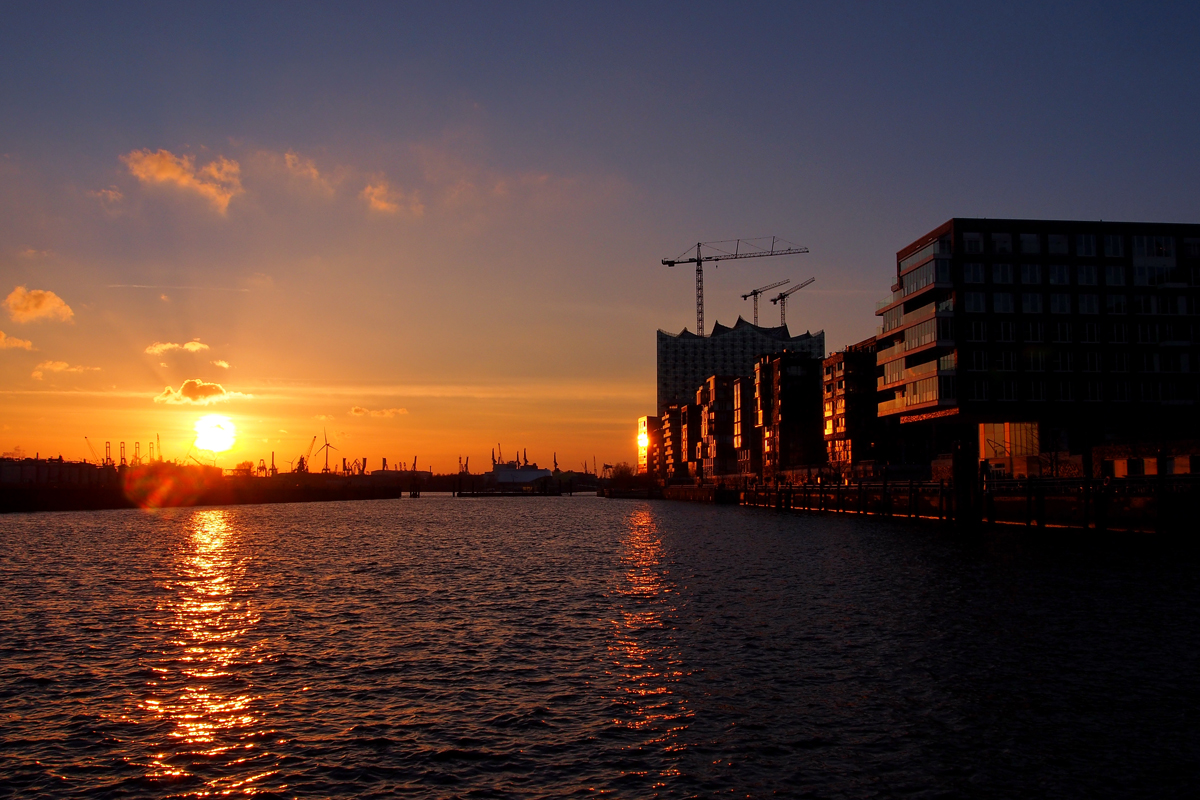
[607,506,692,774]
[139,509,277,795]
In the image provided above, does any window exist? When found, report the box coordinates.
[965,292,986,313]
[1110,352,1128,372]
[999,380,1017,401]
[1052,352,1074,372]
[1057,381,1074,402]
[1050,293,1072,314]
[1104,235,1124,257]
[1106,294,1127,314]
[1020,233,1040,254]
[971,379,989,400]
[992,233,1012,254]
[1133,294,1157,314]
[1111,323,1128,343]
[1021,264,1042,284]
[1050,265,1070,285]
[1184,239,1200,258]
[1085,381,1103,402]
[1134,236,1174,258]
[1079,294,1099,314]
[1078,265,1097,285]
[1077,234,1096,257]
[969,351,988,371]
[905,319,938,350]
[1053,322,1072,343]
[1112,380,1130,402]
[964,263,985,283]
[1082,323,1100,343]
[1137,323,1159,344]
[993,293,1014,313]
[998,321,1015,342]
[1105,264,1125,286]
[1025,351,1046,371]
[992,263,1013,284]
[967,321,987,341]
[1134,265,1170,287]
[1048,234,1069,255]
[963,233,982,254]
[997,351,1016,371]
[1083,352,1102,372]
[1024,321,1044,342]
[1028,380,1046,401]
[1022,293,1043,313]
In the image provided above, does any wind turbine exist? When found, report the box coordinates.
[313,428,338,474]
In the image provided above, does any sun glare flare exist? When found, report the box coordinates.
[194,415,236,453]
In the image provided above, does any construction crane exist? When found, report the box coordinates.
[663,237,809,336]
[741,279,790,326]
[84,437,101,464]
[770,277,816,328]
[294,435,317,473]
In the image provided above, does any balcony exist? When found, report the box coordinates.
[877,359,939,390]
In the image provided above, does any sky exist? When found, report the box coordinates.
[2,1,1199,471]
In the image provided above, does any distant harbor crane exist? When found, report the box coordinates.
[770,277,815,328]
[741,279,790,325]
[663,237,809,336]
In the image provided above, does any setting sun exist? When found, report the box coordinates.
[193,415,236,453]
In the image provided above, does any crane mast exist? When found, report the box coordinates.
[770,276,816,328]
[663,237,809,335]
[741,279,790,326]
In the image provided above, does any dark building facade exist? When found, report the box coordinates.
[696,376,736,479]
[637,415,662,477]
[876,218,1200,476]
[733,376,762,476]
[822,336,881,469]
[754,352,825,478]
[659,405,684,480]
[657,318,824,414]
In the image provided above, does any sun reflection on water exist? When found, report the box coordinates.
[608,506,692,776]
[140,509,277,794]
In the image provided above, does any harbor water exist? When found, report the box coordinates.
[1,497,1197,798]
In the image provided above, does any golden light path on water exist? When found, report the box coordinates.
[609,507,692,786]
[140,509,276,795]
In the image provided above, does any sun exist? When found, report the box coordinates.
[194,414,236,453]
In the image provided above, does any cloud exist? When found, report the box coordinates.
[145,339,210,355]
[32,361,98,380]
[154,378,249,405]
[211,359,230,369]
[88,186,123,208]
[4,286,74,323]
[350,406,408,418]
[17,247,51,259]
[122,149,243,213]
[361,180,424,216]
[0,330,34,350]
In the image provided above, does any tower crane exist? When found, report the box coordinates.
[295,435,317,473]
[84,437,101,464]
[663,237,809,336]
[770,277,815,328]
[741,279,790,326]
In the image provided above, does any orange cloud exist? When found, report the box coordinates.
[122,149,243,213]
[211,359,230,369]
[350,406,408,418]
[145,340,210,355]
[4,286,74,323]
[0,330,34,350]
[154,379,250,405]
[32,361,98,380]
[361,180,424,216]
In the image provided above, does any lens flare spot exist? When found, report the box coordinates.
[194,415,236,453]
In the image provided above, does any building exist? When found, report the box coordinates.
[754,351,825,478]
[822,336,881,469]
[696,376,736,479]
[657,317,824,414]
[875,218,1200,476]
[678,403,701,478]
[660,405,685,480]
[733,376,762,476]
[637,415,662,477]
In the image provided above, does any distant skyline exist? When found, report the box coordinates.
[3,2,1199,469]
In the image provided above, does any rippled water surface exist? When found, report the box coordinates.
[2,497,1198,798]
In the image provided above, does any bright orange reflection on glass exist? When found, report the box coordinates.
[140,509,277,794]
[608,506,691,777]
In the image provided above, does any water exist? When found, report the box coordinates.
[1,497,1197,798]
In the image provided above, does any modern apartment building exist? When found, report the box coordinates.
[695,376,736,479]
[733,376,762,476]
[657,318,824,414]
[875,219,1200,474]
[754,352,824,477]
[636,415,662,476]
[822,336,881,467]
